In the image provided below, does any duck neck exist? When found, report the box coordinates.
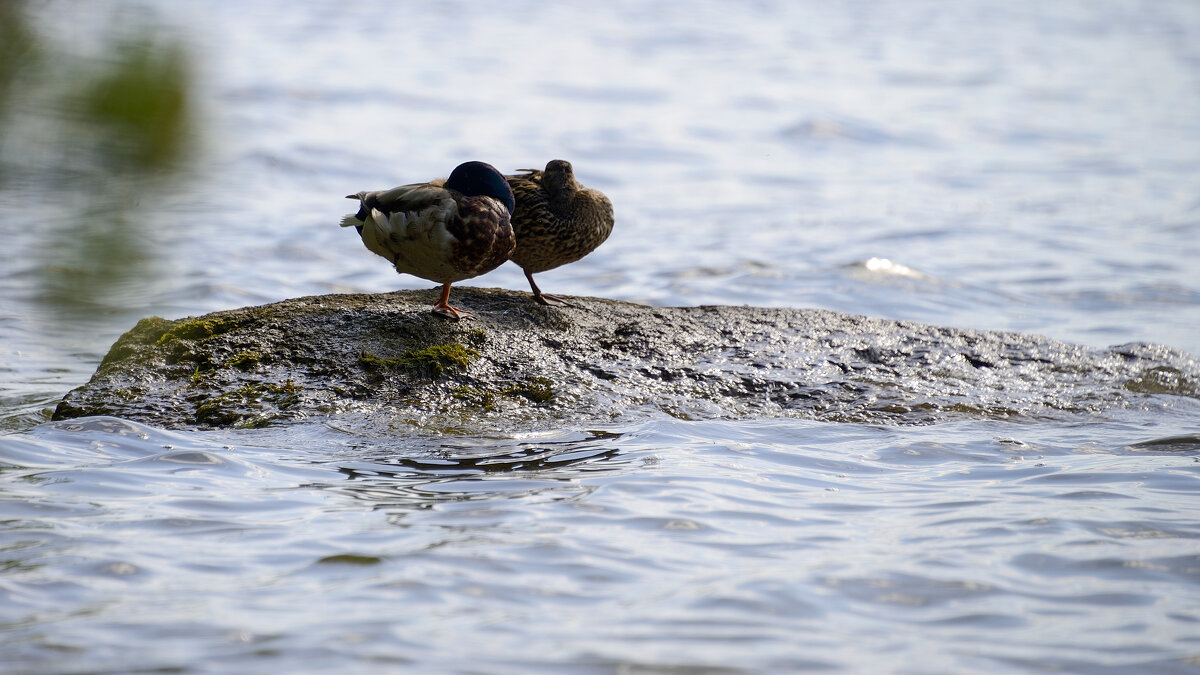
[545,173,578,214]
[551,189,576,214]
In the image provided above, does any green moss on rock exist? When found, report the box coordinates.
[359,343,479,378]
[505,376,555,403]
[97,316,174,370]
[156,316,241,345]
[1123,366,1196,396]
[227,350,263,371]
[193,379,302,427]
[451,377,556,410]
[132,316,174,341]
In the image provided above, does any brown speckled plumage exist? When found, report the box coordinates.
[444,198,516,277]
[506,159,614,305]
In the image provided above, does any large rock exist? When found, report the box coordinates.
[52,287,1199,432]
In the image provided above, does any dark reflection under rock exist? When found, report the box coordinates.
[316,430,632,510]
[1124,433,1200,454]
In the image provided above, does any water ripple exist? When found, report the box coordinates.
[1,414,1199,671]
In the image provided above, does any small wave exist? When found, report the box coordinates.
[845,257,932,280]
[1125,433,1200,454]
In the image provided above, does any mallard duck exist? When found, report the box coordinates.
[506,159,614,306]
[340,161,516,319]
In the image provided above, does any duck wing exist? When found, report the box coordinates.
[342,183,461,277]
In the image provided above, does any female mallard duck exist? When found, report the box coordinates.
[506,159,614,306]
[340,161,516,319]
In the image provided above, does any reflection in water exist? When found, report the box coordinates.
[75,33,193,173]
[0,1,196,316]
[0,3,40,136]
[319,430,630,510]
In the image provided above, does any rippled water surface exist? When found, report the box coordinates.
[3,416,1199,673]
[2,0,1199,672]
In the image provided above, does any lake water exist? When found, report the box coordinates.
[2,1,1199,672]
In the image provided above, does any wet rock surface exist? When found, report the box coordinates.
[52,287,1200,431]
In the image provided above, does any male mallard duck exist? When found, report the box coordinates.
[340,161,516,319]
[506,159,614,306]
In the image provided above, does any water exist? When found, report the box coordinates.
[2,0,1200,672]
[3,416,1199,673]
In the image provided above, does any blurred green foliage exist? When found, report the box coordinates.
[0,2,41,123]
[0,1,198,316]
[78,35,193,173]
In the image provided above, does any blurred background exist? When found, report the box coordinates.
[2,0,1199,429]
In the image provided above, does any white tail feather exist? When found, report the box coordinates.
[339,214,362,228]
